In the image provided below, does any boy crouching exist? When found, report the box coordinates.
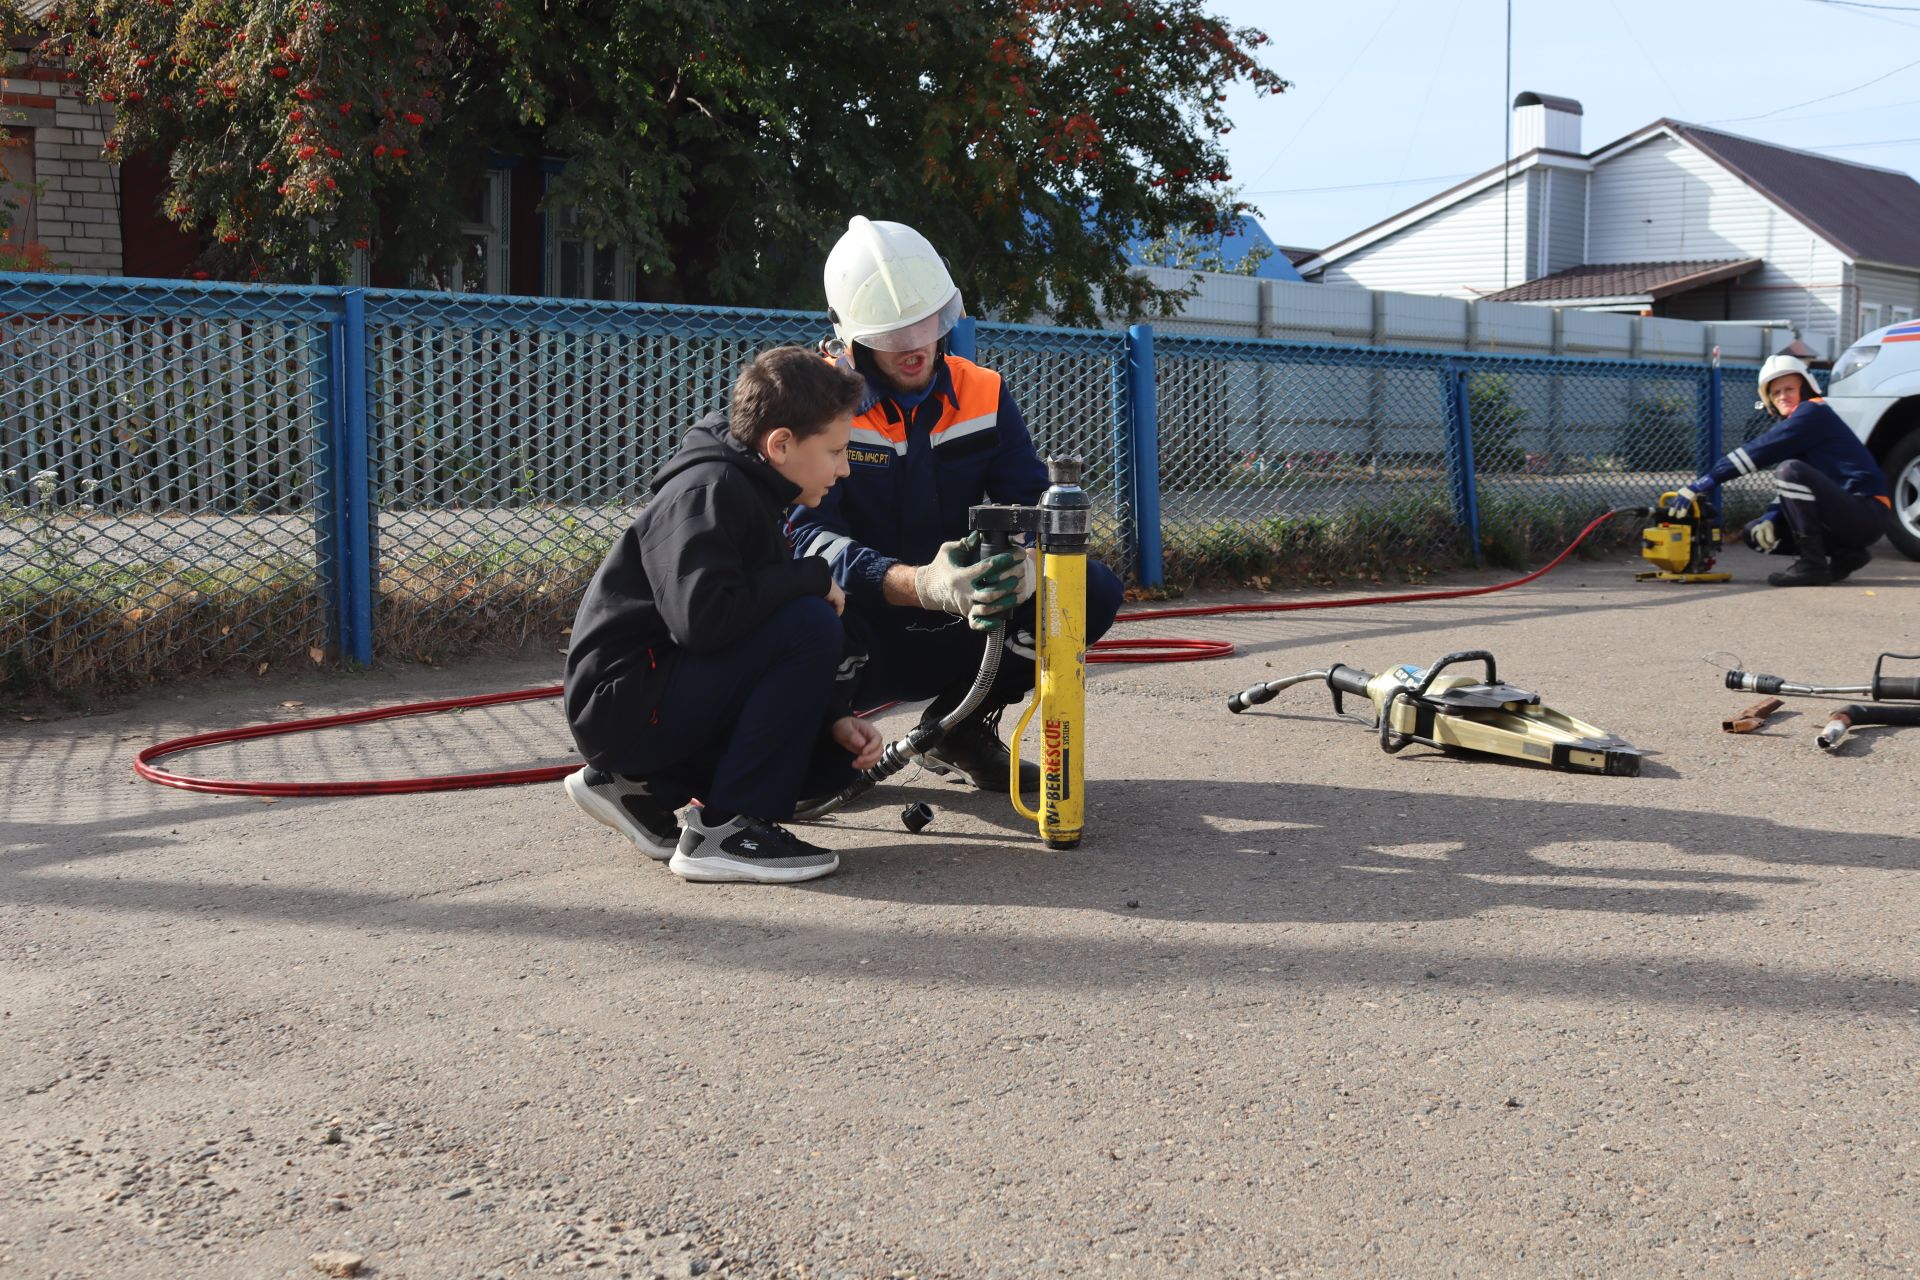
[561,346,882,883]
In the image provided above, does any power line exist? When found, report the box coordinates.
[1802,0,1920,11]
[1816,133,1920,150]
[1502,0,1511,290]
[1709,53,1920,123]
[1243,171,1478,197]
[1241,0,1405,192]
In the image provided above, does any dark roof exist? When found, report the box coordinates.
[1514,91,1582,116]
[1273,244,1321,266]
[1484,258,1762,304]
[1668,122,1920,270]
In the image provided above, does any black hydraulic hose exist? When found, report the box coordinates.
[793,622,1006,821]
[1816,702,1920,751]
[1725,671,1869,698]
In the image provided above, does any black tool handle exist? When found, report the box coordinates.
[1228,683,1279,714]
[1872,652,1920,702]
[1725,670,1785,695]
[1326,665,1373,697]
[1410,650,1497,699]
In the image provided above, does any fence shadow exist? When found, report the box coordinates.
[4,774,1913,1018]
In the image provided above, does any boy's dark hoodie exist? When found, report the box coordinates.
[564,411,833,763]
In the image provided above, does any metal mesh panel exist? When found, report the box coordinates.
[1154,336,1460,582]
[1459,356,1708,564]
[3,269,1793,698]
[970,323,1132,568]
[360,292,823,657]
[1,276,334,695]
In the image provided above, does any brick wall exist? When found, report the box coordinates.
[7,79,122,275]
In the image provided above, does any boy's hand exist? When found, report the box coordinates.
[824,578,847,616]
[833,716,884,770]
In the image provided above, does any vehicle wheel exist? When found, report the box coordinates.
[1883,431,1920,561]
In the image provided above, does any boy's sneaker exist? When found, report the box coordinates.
[669,811,839,884]
[563,767,681,860]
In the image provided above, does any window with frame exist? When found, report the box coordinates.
[543,184,636,302]
[413,168,509,293]
[1859,302,1883,336]
[1893,306,1915,325]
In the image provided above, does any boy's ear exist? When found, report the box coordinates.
[761,426,795,461]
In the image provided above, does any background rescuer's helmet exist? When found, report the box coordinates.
[824,216,964,352]
[1755,353,1815,414]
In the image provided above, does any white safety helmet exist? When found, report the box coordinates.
[823,216,964,352]
[1755,353,1814,413]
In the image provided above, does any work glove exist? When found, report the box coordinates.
[974,546,1037,620]
[1665,487,1701,521]
[912,534,1018,631]
[1745,517,1780,553]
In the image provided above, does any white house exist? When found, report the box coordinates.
[1294,93,1920,359]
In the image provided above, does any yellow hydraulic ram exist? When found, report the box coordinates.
[973,457,1090,849]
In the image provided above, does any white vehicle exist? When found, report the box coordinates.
[1824,318,1920,560]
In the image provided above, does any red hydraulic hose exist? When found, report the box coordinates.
[135,507,1635,796]
[133,685,571,796]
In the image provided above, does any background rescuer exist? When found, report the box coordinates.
[1667,354,1891,587]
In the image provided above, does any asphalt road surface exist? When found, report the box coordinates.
[5,545,1917,1278]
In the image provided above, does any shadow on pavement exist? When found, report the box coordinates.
[4,776,1914,1019]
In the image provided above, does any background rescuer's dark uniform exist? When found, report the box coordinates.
[564,413,856,819]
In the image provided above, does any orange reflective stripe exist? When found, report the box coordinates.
[846,354,1003,446]
[1877,494,1893,509]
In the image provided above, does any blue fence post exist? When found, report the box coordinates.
[321,289,375,667]
[1443,361,1483,565]
[1699,354,1724,478]
[949,315,977,362]
[314,298,348,662]
[1126,324,1163,587]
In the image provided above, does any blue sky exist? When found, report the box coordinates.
[1208,0,1920,252]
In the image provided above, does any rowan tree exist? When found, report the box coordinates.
[22,0,1287,320]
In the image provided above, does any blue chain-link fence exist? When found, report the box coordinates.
[2,271,1764,697]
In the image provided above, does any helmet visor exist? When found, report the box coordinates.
[855,291,964,352]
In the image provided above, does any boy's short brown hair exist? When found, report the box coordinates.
[729,346,865,451]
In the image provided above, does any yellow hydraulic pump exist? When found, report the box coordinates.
[1637,492,1731,583]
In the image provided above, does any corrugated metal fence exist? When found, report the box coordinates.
[1,272,1772,695]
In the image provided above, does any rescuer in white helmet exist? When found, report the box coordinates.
[789,216,1125,794]
[1663,353,1890,585]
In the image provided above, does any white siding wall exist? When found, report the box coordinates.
[1315,176,1531,299]
[1588,133,1847,352]
[1546,168,1588,274]
[1853,262,1920,337]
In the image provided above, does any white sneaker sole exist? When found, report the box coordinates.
[563,770,677,860]
[667,849,839,884]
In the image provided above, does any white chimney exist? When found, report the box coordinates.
[1512,92,1583,154]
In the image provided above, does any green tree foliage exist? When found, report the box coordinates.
[20,0,1286,319]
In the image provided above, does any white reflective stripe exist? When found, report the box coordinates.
[933,412,999,443]
[1775,482,1817,502]
[851,426,906,454]
[802,531,854,561]
[1729,447,1756,475]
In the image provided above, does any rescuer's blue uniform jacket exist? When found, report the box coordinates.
[1690,397,1889,526]
[789,352,1048,606]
